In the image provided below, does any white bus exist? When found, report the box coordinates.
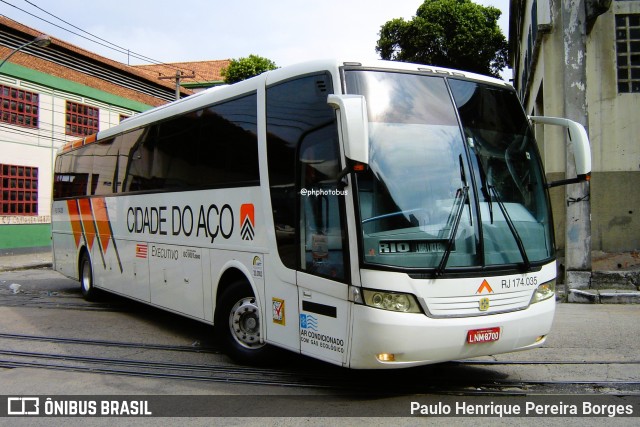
[51,59,591,369]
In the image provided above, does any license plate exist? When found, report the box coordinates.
[467,327,501,344]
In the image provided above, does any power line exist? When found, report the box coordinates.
[0,105,133,141]
[1,0,210,85]
[1,1,147,64]
[0,123,71,144]
[0,103,132,135]
[22,0,162,66]
[0,2,228,145]
[0,114,129,140]
[1,101,135,137]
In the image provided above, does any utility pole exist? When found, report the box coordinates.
[562,0,592,289]
[159,70,195,100]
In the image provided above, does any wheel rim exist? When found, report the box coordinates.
[81,259,92,293]
[228,297,264,349]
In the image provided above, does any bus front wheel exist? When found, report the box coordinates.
[215,281,274,365]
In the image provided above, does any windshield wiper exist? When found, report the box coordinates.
[435,186,469,277]
[488,185,531,272]
[487,186,494,224]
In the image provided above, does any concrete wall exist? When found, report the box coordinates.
[512,0,640,255]
[0,224,50,253]
[586,4,640,252]
[591,172,640,251]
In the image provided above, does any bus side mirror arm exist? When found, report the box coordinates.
[335,159,368,190]
[529,115,592,188]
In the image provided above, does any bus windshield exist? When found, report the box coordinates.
[344,69,554,271]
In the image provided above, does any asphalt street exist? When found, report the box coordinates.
[0,257,638,426]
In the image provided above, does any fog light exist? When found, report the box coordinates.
[535,335,546,343]
[376,353,396,362]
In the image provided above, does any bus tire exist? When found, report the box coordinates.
[79,252,98,301]
[215,281,274,365]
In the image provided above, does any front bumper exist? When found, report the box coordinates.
[348,297,555,369]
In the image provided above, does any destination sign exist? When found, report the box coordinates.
[378,240,451,254]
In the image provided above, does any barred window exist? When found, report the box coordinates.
[0,164,38,215]
[0,85,39,128]
[66,101,99,136]
[616,14,640,93]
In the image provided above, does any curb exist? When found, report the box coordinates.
[565,270,640,304]
[591,270,639,290]
[0,262,53,273]
[568,288,640,304]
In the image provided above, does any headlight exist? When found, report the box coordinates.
[530,280,556,304]
[362,289,422,313]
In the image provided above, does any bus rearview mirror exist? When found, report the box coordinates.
[529,116,592,188]
[327,94,369,165]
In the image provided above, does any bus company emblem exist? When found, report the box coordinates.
[240,204,255,241]
[479,297,490,312]
[476,279,494,294]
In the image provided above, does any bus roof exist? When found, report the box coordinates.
[59,59,509,154]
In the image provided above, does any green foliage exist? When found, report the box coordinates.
[376,0,508,78]
[221,54,278,84]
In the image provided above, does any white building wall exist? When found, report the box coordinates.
[0,75,135,221]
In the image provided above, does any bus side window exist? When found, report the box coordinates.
[299,127,346,280]
[53,152,84,199]
[199,94,259,187]
[91,138,117,196]
[119,94,259,194]
[122,126,156,192]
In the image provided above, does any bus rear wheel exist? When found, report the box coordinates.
[215,281,274,365]
[79,253,98,301]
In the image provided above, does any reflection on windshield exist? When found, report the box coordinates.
[365,123,464,231]
[449,79,553,266]
[345,70,554,271]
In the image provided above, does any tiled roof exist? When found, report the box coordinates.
[134,60,230,85]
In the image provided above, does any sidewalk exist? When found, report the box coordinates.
[1,248,639,303]
[0,249,52,272]
[567,251,640,303]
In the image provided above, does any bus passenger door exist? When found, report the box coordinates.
[265,72,351,365]
[296,130,351,366]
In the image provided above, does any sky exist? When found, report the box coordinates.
[1,0,511,73]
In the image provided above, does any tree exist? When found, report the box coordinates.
[221,54,278,84]
[376,0,508,78]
